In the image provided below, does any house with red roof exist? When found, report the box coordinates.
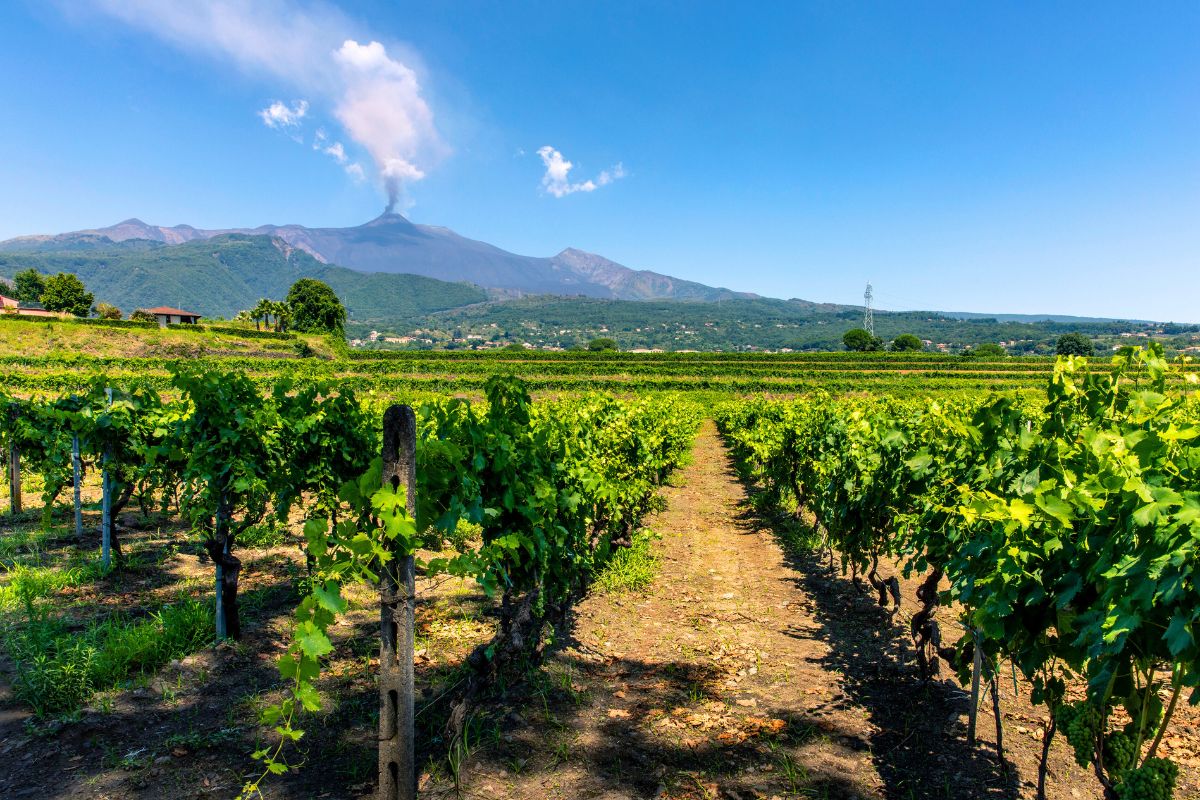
[142,306,202,326]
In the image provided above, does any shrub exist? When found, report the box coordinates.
[1056,332,1094,357]
[588,337,619,352]
[889,334,923,352]
[0,314,157,329]
[95,303,122,320]
[843,328,883,352]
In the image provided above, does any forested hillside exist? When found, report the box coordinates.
[0,234,487,323]
[390,295,1194,353]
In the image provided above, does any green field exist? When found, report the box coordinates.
[2,318,1198,800]
[5,316,1198,399]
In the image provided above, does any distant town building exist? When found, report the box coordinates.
[0,293,69,318]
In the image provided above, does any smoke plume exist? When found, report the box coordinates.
[332,39,435,212]
[77,1,444,203]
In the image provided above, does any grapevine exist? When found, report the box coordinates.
[715,344,1197,799]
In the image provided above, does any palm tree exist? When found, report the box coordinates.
[250,299,272,331]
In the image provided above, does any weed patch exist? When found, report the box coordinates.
[594,529,660,593]
[0,562,106,611]
[6,598,213,715]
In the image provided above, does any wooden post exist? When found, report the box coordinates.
[968,628,982,745]
[379,405,417,800]
[7,444,20,516]
[214,533,227,641]
[101,388,113,570]
[7,407,20,516]
[72,434,83,538]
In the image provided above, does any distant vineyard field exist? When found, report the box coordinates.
[2,347,1197,399]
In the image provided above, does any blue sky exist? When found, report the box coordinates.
[1,1,1197,320]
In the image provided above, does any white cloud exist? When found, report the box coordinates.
[258,99,308,128]
[323,141,346,163]
[596,163,626,186]
[77,1,443,205]
[537,146,625,198]
[312,129,364,180]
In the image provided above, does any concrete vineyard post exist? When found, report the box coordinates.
[101,388,113,571]
[991,670,1005,768]
[72,433,83,538]
[968,628,982,745]
[379,405,417,800]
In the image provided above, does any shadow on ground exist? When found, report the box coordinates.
[729,471,1020,800]
[436,639,878,800]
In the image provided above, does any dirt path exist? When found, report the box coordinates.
[442,421,1039,800]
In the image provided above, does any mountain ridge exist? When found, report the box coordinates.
[1,214,756,302]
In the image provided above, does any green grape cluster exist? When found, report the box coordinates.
[1114,757,1179,800]
[1105,731,1137,775]
[1056,700,1102,768]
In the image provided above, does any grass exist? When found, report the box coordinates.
[239,518,289,548]
[0,560,107,611]
[0,317,333,359]
[6,597,213,716]
[595,529,660,593]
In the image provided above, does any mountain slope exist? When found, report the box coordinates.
[547,248,754,301]
[0,235,487,322]
[1,214,752,301]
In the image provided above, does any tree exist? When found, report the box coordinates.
[843,328,883,352]
[249,298,273,331]
[889,333,923,352]
[129,309,157,323]
[39,273,94,316]
[13,269,46,304]
[269,301,291,333]
[95,302,122,320]
[286,279,346,334]
[1056,332,1094,357]
[587,337,618,352]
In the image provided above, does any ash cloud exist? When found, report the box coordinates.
[79,1,444,202]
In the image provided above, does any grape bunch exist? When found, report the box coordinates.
[1115,757,1179,800]
[1104,731,1136,775]
[1056,700,1102,768]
